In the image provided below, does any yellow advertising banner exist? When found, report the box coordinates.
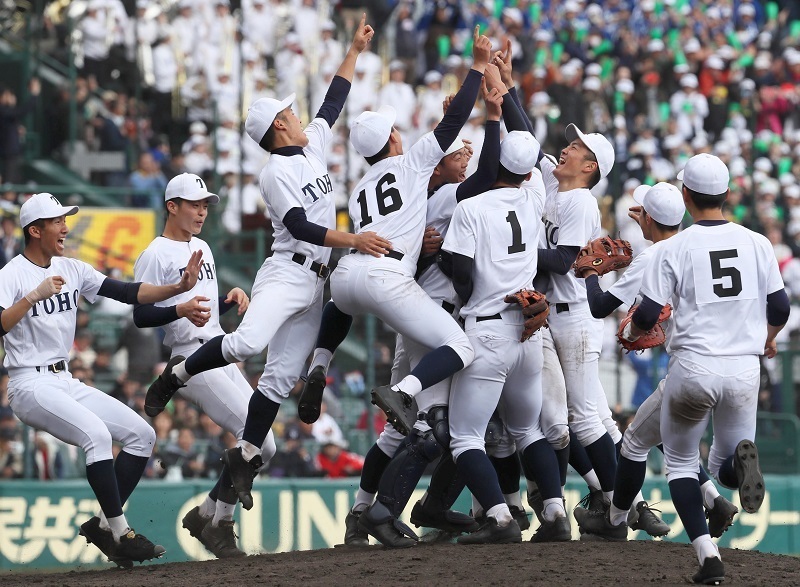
[65,208,157,278]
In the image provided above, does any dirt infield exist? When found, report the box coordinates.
[2,540,798,586]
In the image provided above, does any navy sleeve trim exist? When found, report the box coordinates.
[585,274,623,318]
[98,278,142,304]
[537,246,580,275]
[133,303,179,328]
[434,69,483,152]
[632,296,663,331]
[767,288,790,326]
[452,253,474,305]
[315,75,351,128]
[282,207,328,246]
[219,296,237,315]
[457,120,500,202]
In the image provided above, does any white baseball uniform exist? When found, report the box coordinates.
[0,256,155,465]
[640,222,784,480]
[219,117,335,404]
[445,173,548,460]
[330,132,473,371]
[538,157,620,448]
[134,236,276,457]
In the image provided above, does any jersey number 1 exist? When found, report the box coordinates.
[506,211,526,254]
[357,173,403,229]
[709,249,742,298]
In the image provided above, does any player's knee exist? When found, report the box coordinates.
[376,428,403,456]
[223,334,262,362]
[619,437,648,462]
[545,424,569,450]
[125,420,157,456]
[85,425,114,464]
[456,341,475,368]
[450,436,484,461]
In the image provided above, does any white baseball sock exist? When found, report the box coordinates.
[107,514,131,542]
[486,503,513,526]
[582,470,601,493]
[212,500,236,526]
[504,492,523,510]
[692,534,720,564]
[392,375,422,398]
[239,440,261,462]
[352,489,375,512]
[701,481,721,510]
[609,504,628,527]
[309,349,333,373]
[542,498,566,522]
[173,360,191,384]
[198,495,216,518]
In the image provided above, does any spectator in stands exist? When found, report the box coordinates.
[267,424,320,478]
[159,427,204,480]
[32,431,66,480]
[0,421,22,479]
[129,151,167,208]
[79,0,110,87]
[316,439,364,478]
[0,78,40,185]
[0,214,22,269]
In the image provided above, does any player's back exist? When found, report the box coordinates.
[451,174,545,318]
[349,133,445,267]
[643,221,783,356]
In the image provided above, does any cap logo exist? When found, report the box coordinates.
[195,177,206,189]
[50,195,62,206]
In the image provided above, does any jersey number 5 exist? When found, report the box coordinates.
[709,249,742,298]
[357,173,403,229]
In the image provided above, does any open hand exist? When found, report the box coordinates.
[179,250,204,292]
[225,287,250,315]
[354,231,392,257]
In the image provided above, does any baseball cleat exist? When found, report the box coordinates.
[358,505,418,548]
[222,447,263,511]
[629,501,670,537]
[509,505,531,532]
[297,365,327,424]
[457,518,521,545]
[79,516,132,569]
[181,506,210,541]
[692,556,725,585]
[410,500,479,533]
[526,484,544,524]
[577,509,627,541]
[734,440,764,514]
[112,529,166,563]
[418,528,459,544]
[706,495,738,538]
[530,515,571,543]
[145,355,185,417]
[574,487,609,529]
[200,520,246,558]
[370,385,416,436]
[342,509,370,547]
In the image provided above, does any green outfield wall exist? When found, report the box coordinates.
[1,475,799,570]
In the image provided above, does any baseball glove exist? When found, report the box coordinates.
[617,303,672,353]
[504,289,549,342]
[573,236,633,278]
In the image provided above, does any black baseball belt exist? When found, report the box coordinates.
[292,253,330,279]
[36,360,67,373]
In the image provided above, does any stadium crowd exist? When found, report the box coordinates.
[1,0,800,480]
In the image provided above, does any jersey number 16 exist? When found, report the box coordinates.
[357,173,403,229]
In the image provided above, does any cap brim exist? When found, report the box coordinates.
[185,191,220,204]
[632,185,650,206]
[564,123,586,145]
[278,93,296,115]
[676,169,685,181]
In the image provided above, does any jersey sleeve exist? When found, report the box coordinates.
[761,239,786,295]
[442,203,476,259]
[134,247,165,286]
[538,156,560,196]
[262,165,308,221]
[556,193,599,247]
[0,265,19,308]
[426,184,458,225]
[639,244,675,306]
[303,118,333,164]
[75,260,111,304]
[607,248,650,306]
[404,132,446,175]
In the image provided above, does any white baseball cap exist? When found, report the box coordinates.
[164,173,220,204]
[20,193,79,228]
[564,124,615,179]
[350,105,396,158]
[677,153,730,195]
[633,183,685,226]
[245,93,295,145]
[499,131,540,175]
[444,137,465,156]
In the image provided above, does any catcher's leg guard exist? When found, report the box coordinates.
[426,405,450,449]
[377,428,443,517]
[425,452,466,510]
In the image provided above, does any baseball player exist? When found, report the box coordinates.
[342,77,507,548]
[298,27,492,447]
[133,173,277,558]
[445,130,569,544]
[624,154,789,584]
[0,192,203,566]
[145,16,391,511]
[491,42,622,514]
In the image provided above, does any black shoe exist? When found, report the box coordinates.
[200,520,246,558]
[531,515,571,543]
[358,505,418,548]
[222,447,263,511]
[80,517,131,568]
[457,518,521,545]
[734,440,764,514]
[578,509,627,541]
[343,509,370,547]
[527,484,544,524]
[410,500,479,533]
[112,529,166,563]
[573,487,608,528]
[706,496,738,538]
[181,506,209,540]
[298,365,327,424]
[629,501,670,537]
[145,355,185,417]
[692,556,725,585]
[509,505,530,531]
[370,385,416,436]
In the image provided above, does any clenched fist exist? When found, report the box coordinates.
[25,276,65,305]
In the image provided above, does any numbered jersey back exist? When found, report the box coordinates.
[641,222,784,356]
